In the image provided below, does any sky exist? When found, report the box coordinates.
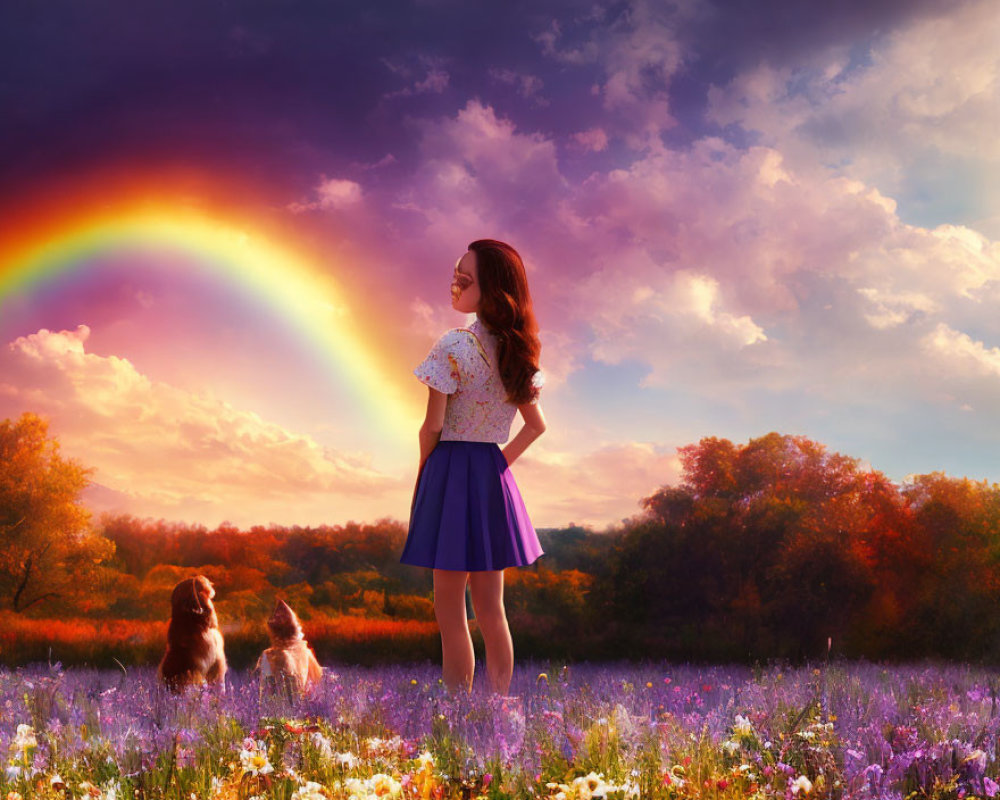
[0,0,997,531]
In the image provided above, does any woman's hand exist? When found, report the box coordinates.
[501,401,546,467]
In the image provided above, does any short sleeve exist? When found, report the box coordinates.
[413,331,463,394]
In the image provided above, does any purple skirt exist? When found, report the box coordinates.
[400,440,544,571]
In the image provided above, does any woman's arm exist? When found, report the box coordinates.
[418,387,448,468]
[501,401,546,466]
[412,387,448,513]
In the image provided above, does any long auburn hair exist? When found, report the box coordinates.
[468,239,541,405]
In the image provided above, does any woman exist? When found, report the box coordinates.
[400,238,547,695]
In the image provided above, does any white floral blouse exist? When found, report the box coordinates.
[414,317,543,443]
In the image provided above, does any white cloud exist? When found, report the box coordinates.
[706,0,1000,234]
[488,67,550,106]
[533,0,690,149]
[570,127,609,152]
[414,69,449,93]
[514,439,683,528]
[287,176,363,213]
[0,326,402,524]
[924,323,1000,378]
[532,18,600,66]
[396,98,566,251]
[579,266,767,387]
[381,54,451,100]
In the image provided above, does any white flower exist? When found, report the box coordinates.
[239,746,274,776]
[791,775,813,794]
[310,732,333,760]
[733,714,754,736]
[335,751,360,769]
[291,781,327,800]
[14,724,37,750]
[344,773,402,798]
[722,740,741,754]
[101,779,122,800]
[570,771,617,800]
[372,773,402,796]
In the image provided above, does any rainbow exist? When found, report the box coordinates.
[0,208,422,440]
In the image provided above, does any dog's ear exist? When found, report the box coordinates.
[267,597,302,640]
[171,578,205,615]
[196,575,216,600]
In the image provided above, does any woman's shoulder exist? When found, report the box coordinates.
[435,327,470,344]
[432,327,482,357]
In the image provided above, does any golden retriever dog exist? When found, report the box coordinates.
[254,598,322,698]
[157,575,227,692]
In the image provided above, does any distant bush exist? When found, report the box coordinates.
[0,610,440,669]
[385,593,435,621]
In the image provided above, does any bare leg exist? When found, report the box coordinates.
[433,569,474,694]
[469,569,513,695]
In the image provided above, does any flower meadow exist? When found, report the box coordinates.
[3,659,1000,799]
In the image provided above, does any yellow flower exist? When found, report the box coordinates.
[372,773,401,796]
[239,746,274,777]
[416,751,435,771]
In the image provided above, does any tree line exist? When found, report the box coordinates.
[2,412,998,664]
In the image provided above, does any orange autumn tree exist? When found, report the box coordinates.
[896,473,1000,657]
[600,432,910,660]
[0,412,115,614]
